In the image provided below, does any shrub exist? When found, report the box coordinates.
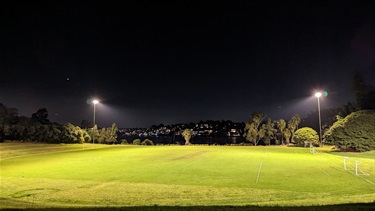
[324,110,375,152]
[120,139,128,145]
[141,139,154,145]
[132,139,141,145]
[294,127,319,147]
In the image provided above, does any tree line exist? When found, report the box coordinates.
[243,113,301,146]
[1,71,373,151]
[0,104,118,144]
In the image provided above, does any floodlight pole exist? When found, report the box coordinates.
[92,99,99,144]
[93,102,96,127]
[315,92,322,147]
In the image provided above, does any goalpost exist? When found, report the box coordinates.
[310,145,315,154]
[306,141,315,154]
[343,157,369,176]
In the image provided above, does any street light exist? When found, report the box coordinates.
[92,99,99,144]
[314,92,322,147]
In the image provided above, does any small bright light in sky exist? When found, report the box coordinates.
[315,92,322,98]
[93,99,99,104]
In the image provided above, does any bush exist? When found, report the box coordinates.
[132,139,141,145]
[120,139,128,145]
[294,127,319,147]
[324,110,375,152]
[141,139,154,145]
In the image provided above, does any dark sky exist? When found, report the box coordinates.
[1,0,374,128]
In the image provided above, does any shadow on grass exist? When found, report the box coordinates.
[4,202,375,211]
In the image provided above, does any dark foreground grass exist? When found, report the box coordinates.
[2,203,375,211]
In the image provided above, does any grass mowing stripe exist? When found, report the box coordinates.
[155,159,202,180]
[0,144,108,160]
[316,166,330,176]
[256,161,262,184]
[0,148,87,160]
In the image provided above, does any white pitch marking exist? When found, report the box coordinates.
[256,161,263,184]
[360,177,375,185]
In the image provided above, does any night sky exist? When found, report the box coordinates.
[1,0,374,128]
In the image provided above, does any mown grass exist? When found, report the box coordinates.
[0,142,374,209]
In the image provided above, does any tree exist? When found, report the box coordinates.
[182,129,192,145]
[11,116,29,140]
[63,123,78,143]
[276,119,286,145]
[133,139,141,145]
[0,103,122,144]
[258,124,266,145]
[0,103,18,123]
[0,103,18,141]
[37,124,61,143]
[288,114,301,143]
[80,127,91,143]
[31,108,50,124]
[264,118,276,145]
[294,127,319,147]
[243,112,266,146]
[104,123,118,144]
[63,123,90,143]
[73,128,84,144]
[352,70,375,110]
[98,128,106,143]
[141,139,154,145]
[336,102,358,118]
[324,110,375,152]
[283,128,291,145]
[243,122,257,144]
[90,124,100,144]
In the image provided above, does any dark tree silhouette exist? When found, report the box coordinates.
[353,70,375,110]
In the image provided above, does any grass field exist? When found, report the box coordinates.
[0,142,374,209]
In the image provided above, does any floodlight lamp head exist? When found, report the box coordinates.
[315,92,322,98]
[93,99,99,104]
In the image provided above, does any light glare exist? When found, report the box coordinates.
[315,92,322,98]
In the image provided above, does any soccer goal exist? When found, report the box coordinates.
[310,145,315,154]
[343,157,369,176]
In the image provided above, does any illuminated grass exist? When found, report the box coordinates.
[0,143,374,208]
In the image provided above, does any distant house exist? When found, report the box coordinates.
[229,128,241,136]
